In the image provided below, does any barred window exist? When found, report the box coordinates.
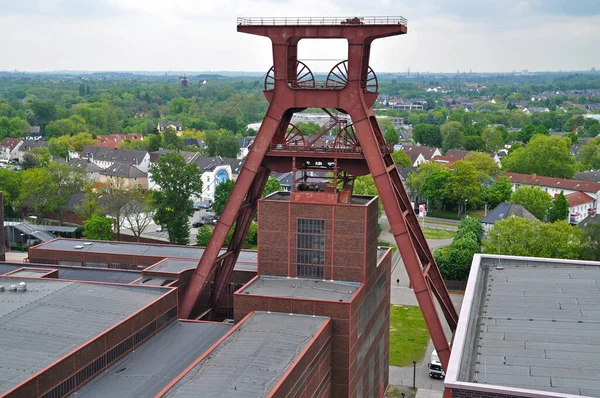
[297,219,325,278]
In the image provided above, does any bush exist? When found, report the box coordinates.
[436,217,482,281]
[196,225,212,247]
[246,223,258,246]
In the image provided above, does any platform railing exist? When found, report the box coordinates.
[237,16,407,26]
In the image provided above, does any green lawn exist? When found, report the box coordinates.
[427,209,485,221]
[422,227,457,240]
[389,305,430,367]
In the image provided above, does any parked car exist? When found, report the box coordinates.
[202,215,218,224]
[192,221,204,228]
[193,202,212,211]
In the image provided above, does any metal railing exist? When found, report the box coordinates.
[237,16,407,26]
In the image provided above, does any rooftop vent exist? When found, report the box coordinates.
[83,242,93,245]
[74,245,84,249]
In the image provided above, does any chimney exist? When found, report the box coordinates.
[531,173,537,179]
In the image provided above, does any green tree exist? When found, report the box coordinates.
[441,121,465,153]
[578,138,600,170]
[384,127,399,145]
[162,127,183,150]
[44,115,86,138]
[263,177,282,197]
[21,147,52,169]
[150,152,203,245]
[413,124,442,147]
[75,183,104,221]
[445,161,482,216]
[510,186,552,221]
[435,237,480,281]
[502,135,577,178]
[455,216,483,246]
[101,177,130,240]
[464,152,500,181]
[0,168,22,218]
[484,217,582,259]
[406,162,450,209]
[47,163,88,225]
[123,190,155,241]
[196,225,213,246]
[205,129,239,158]
[581,222,600,261]
[391,150,412,168]
[547,191,569,222]
[485,177,513,208]
[481,126,505,152]
[18,167,56,217]
[295,122,321,136]
[213,179,235,218]
[463,136,485,151]
[82,215,113,240]
[147,134,162,152]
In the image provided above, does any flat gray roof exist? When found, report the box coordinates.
[0,277,168,395]
[239,275,360,302]
[5,269,50,277]
[0,262,141,284]
[148,256,257,274]
[74,320,231,398]
[32,239,258,265]
[447,255,600,397]
[163,312,329,398]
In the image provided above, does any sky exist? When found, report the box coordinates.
[0,0,599,73]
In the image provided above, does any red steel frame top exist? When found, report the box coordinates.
[237,16,407,26]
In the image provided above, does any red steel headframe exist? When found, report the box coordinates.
[180,16,458,370]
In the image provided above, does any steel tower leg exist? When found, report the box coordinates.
[350,109,457,370]
[179,107,287,319]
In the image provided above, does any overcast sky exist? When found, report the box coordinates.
[0,0,599,73]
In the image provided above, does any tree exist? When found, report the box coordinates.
[391,150,412,168]
[47,163,88,225]
[578,138,600,171]
[441,121,465,153]
[502,135,577,178]
[384,127,399,145]
[434,217,482,281]
[481,126,504,152]
[547,191,569,222]
[455,216,484,246]
[405,162,450,209]
[464,152,501,183]
[0,168,22,218]
[75,183,104,221]
[485,177,513,208]
[413,124,442,147]
[463,136,485,151]
[483,217,582,259]
[82,215,113,240]
[122,189,155,241]
[21,147,52,169]
[445,161,482,216]
[162,127,183,150]
[147,134,162,152]
[263,177,282,198]
[196,225,213,246]
[18,167,56,217]
[581,221,600,261]
[205,129,240,158]
[213,179,235,217]
[510,186,552,221]
[150,152,202,245]
[102,177,131,240]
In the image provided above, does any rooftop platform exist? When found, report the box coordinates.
[239,275,360,302]
[74,320,231,398]
[29,238,258,266]
[0,261,141,283]
[237,16,407,26]
[163,312,329,397]
[264,191,377,206]
[147,257,257,274]
[0,277,169,395]
[447,255,600,397]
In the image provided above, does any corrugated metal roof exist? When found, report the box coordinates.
[74,320,231,398]
[452,256,600,396]
[164,312,329,398]
[240,275,360,302]
[0,277,168,395]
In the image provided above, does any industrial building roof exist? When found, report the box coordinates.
[0,262,141,284]
[147,256,257,274]
[264,191,377,206]
[31,239,258,263]
[239,275,360,302]
[0,277,169,395]
[163,312,329,397]
[74,320,231,398]
[446,255,600,397]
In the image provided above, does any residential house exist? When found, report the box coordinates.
[400,145,441,167]
[0,138,23,160]
[24,126,43,140]
[183,138,206,150]
[81,146,151,173]
[97,133,143,149]
[157,121,183,133]
[574,171,600,182]
[480,202,537,234]
[99,162,148,190]
[565,192,596,224]
[238,136,254,159]
[503,172,600,218]
[17,140,49,162]
[431,155,461,166]
[271,172,293,192]
[68,158,103,182]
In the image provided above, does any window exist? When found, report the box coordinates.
[297,219,325,278]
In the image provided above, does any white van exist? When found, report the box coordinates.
[428,350,445,379]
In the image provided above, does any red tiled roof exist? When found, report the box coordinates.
[0,137,21,150]
[502,172,600,193]
[97,134,142,148]
[565,192,595,207]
